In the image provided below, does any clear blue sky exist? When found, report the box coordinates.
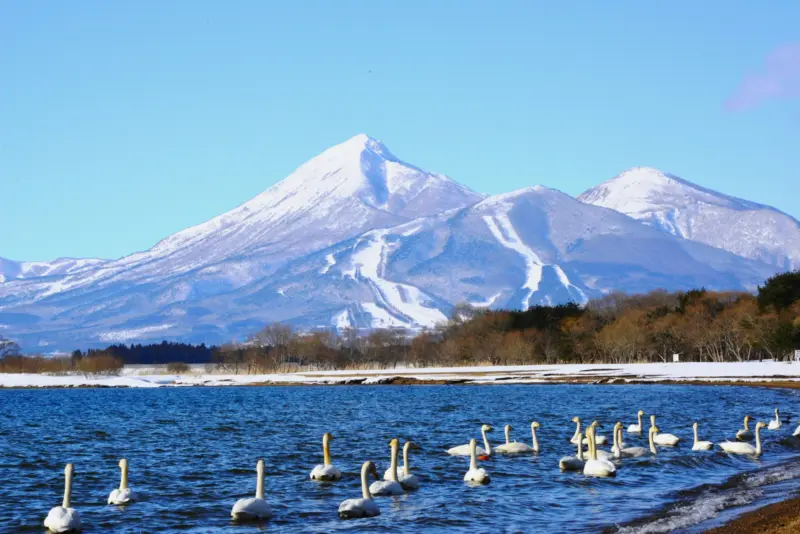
[2,1,799,261]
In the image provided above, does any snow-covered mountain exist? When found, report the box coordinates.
[0,257,107,283]
[578,167,800,270]
[0,139,790,351]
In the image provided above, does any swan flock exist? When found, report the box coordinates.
[41,406,789,529]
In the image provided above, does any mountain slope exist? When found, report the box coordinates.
[0,257,107,283]
[578,167,800,270]
[0,185,777,350]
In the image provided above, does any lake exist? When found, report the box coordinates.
[1,384,799,533]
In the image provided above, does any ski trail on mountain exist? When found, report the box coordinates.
[482,214,543,309]
[345,231,447,328]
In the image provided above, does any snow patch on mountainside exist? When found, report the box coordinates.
[483,214,543,308]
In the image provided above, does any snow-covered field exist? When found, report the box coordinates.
[2,361,799,388]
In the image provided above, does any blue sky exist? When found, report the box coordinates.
[2,1,799,261]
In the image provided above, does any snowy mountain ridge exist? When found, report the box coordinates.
[578,167,800,270]
[0,137,793,350]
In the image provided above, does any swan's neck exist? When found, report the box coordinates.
[575,433,583,459]
[589,429,597,461]
[403,443,411,477]
[637,412,643,428]
[470,441,478,471]
[63,467,73,509]
[571,420,580,441]
[504,426,510,445]
[693,425,699,445]
[613,428,621,458]
[390,442,399,481]
[531,426,539,452]
[755,427,762,456]
[323,436,332,466]
[649,430,657,455]
[120,462,128,490]
[255,462,265,499]
[361,464,372,500]
[743,417,750,431]
[650,415,657,433]
[481,428,492,456]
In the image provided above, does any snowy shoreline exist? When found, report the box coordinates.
[1,361,800,389]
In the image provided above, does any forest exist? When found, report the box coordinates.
[2,271,799,374]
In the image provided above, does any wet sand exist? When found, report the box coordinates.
[705,495,800,533]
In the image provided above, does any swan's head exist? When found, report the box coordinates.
[614,422,622,430]
[256,459,264,471]
[744,415,751,424]
[364,461,379,480]
[406,441,422,451]
[650,426,660,434]
[571,416,580,423]
[692,422,698,429]
[531,421,540,429]
[638,410,645,416]
[388,438,400,448]
[590,421,600,429]
[65,463,75,477]
[505,424,512,432]
[755,422,766,430]
[118,458,127,470]
[481,424,493,432]
[323,432,334,442]
[650,414,657,425]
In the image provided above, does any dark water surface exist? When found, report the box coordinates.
[1,385,799,533]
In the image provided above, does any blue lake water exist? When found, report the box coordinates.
[1,384,799,533]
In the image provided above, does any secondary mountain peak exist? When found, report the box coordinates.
[580,167,800,270]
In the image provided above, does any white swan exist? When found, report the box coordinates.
[736,415,754,441]
[231,459,273,521]
[571,418,607,445]
[496,423,538,453]
[583,426,616,477]
[44,464,81,533]
[108,459,137,505]
[650,415,680,446]
[559,431,585,471]
[794,424,800,437]
[384,441,421,490]
[338,461,380,519]
[370,438,404,496]
[447,424,492,456]
[585,421,608,445]
[310,432,342,481]
[720,422,766,456]
[613,423,646,458]
[691,422,714,451]
[463,438,490,484]
[627,410,645,433]
[768,409,782,430]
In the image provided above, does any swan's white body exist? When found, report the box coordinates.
[108,459,137,505]
[720,422,765,456]
[583,427,616,477]
[384,441,421,490]
[310,433,342,481]
[339,461,380,519]
[370,439,404,496]
[794,424,800,437]
[44,464,81,533]
[627,410,645,433]
[231,459,272,521]
[768,409,781,430]
[614,424,646,458]
[559,431,585,471]
[495,423,538,453]
[650,415,680,446]
[692,423,714,450]
[448,424,492,456]
[464,439,490,484]
[736,416,754,441]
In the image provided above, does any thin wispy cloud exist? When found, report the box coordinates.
[726,43,800,111]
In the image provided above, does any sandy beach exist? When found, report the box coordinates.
[705,495,800,533]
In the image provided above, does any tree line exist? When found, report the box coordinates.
[2,271,799,374]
